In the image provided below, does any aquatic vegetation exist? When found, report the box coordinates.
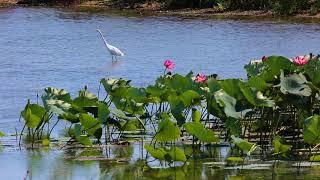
[18,54,320,166]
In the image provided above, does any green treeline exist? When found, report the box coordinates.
[17,0,320,15]
[118,0,320,15]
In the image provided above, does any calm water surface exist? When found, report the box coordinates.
[1,6,320,179]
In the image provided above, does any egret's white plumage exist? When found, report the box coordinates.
[96,29,124,61]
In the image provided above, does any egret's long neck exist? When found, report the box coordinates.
[97,30,110,48]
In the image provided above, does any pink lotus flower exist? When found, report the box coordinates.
[293,56,308,66]
[164,59,175,70]
[195,73,207,83]
[262,56,268,62]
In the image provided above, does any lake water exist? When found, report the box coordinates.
[1,6,320,179]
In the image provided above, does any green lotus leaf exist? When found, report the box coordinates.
[192,108,201,123]
[184,122,218,142]
[165,74,193,92]
[279,71,311,96]
[155,113,181,142]
[98,102,110,124]
[76,135,93,146]
[260,56,294,81]
[225,117,242,136]
[42,87,72,102]
[304,115,320,145]
[181,90,201,107]
[304,60,320,87]
[166,147,186,162]
[144,145,186,162]
[0,131,5,137]
[247,76,270,91]
[79,114,102,140]
[310,155,320,162]
[111,108,128,120]
[58,112,80,123]
[244,60,265,77]
[168,94,186,125]
[218,79,244,101]
[21,102,48,128]
[226,157,244,165]
[214,89,250,119]
[112,97,145,115]
[126,87,147,103]
[45,99,71,115]
[231,135,257,155]
[100,78,131,94]
[206,78,221,93]
[144,145,167,160]
[273,136,292,157]
[239,82,275,107]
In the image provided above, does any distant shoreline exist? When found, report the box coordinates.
[3,0,320,21]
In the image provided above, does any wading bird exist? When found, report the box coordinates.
[96,29,124,61]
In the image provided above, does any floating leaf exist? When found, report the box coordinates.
[184,122,218,142]
[226,157,244,165]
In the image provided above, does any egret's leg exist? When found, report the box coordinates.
[112,56,114,62]
[115,56,118,61]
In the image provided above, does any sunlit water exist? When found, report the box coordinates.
[2,6,320,179]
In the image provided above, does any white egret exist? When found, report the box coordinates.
[96,29,124,61]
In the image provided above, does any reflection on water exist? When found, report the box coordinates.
[1,140,320,179]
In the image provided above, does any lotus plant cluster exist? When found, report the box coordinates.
[19,54,320,165]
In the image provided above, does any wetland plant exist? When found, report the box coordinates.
[18,54,320,166]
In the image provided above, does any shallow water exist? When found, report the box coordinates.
[1,136,320,179]
[2,6,320,179]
